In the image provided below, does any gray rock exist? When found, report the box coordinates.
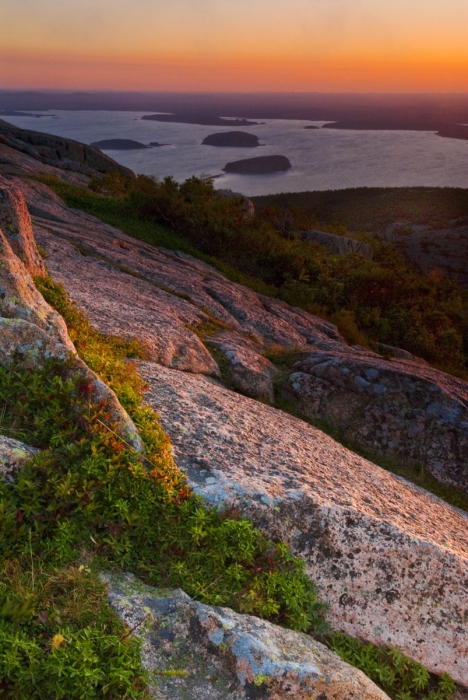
[282,350,468,491]
[138,362,468,686]
[0,176,46,276]
[0,435,38,482]
[302,229,373,259]
[103,572,390,700]
[209,331,278,403]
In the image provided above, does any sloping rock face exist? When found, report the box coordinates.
[0,118,134,180]
[283,350,468,491]
[138,362,468,686]
[302,229,373,260]
[9,174,468,490]
[0,177,46,276]
[0,228,74,350]
[0,435,38,483]
[104,573,390,700]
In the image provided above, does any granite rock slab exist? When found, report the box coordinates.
[103,573,390,700]
[139,361,468,686]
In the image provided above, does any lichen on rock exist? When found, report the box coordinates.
[103,572,391,700]
[0,435,38,483]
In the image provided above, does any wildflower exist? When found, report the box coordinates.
[51,634,66,650]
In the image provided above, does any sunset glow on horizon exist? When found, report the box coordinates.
[1,0,468,93]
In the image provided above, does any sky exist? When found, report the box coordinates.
[1,0,467,92]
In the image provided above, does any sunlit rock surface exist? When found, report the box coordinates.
[139,362,468,686]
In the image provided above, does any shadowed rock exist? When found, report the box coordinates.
[209,330,278,403]
[0,118,134,179]
[103,572,391,700]
[139,362,468,686]
[302,229,373,260]
[223,155,291,174]
[282,350,468,491]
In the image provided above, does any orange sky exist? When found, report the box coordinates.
[1,0,467,92]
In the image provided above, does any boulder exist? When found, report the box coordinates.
[0,435,38,483]
[0,177,46,276]
[302,229,373,260]
[138,361,468,686]
[223,155,291,175]
[209,330,277,403]
[103,572,390,700]
[282,351,468,491]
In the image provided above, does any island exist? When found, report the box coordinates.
[223,155,291,175]
[202,131,260,147]
[141,113,261,127]
[91,139,153,150]
[437,124,468,141]
[304,125,319,130]
[0,110,51,118]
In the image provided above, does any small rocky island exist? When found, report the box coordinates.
[304,125,320,129]
[223,155,291,175]
[91,139,153,150]
[202,131,260,147]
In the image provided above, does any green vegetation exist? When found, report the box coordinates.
[0,277,326,697]
[252,186,468,232]
[40,174,468,375]
[328,633,457,700]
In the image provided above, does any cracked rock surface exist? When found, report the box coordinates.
[283,350,468,491]
[139,361,468,686]
[103,573,390,700]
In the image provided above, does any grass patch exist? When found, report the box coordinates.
[327,632,457,700]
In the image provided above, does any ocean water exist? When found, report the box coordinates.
[5,110,468,196]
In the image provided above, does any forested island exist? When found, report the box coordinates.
[202,131,260,147]
[141,113,261,127]
[223,154,291,174]
[91,139,153,150]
